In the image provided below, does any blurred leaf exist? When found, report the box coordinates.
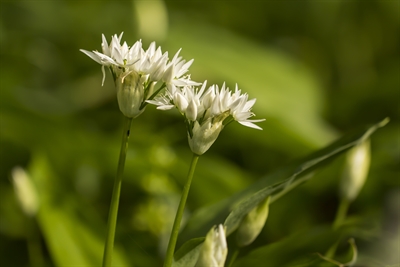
[233,226,341,267]
[224,174,311,236]
[28,153,130,267]
[172,237,204,267]
[165,21,338,153]
[177,118,388,246]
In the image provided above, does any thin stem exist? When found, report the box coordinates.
[102,116,133,267]
[333,198,350,230]
[227,248,240,267]
[26,217,44,267]
[270,174,312,204]
[164,153,200,267]
[140,82,166,110]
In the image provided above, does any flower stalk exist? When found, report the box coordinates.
[333,198,350,230]
[11,167,43,267]
[103,116,132,267]
[164,153,200,267]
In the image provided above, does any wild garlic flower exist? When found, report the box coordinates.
[148,81,264,155]
[195,224,227,267]
[80,33,196,118]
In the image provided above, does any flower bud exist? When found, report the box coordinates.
[175,92,189,114]
[186,99,198,121]
[236,196,270,247]
[188,120,224,155]
[195,224,227,267]
[340,139,371,202]
[11,167,39,217]
[116,71,146,118]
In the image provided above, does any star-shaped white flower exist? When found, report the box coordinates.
[80,33,198,118]
[80,33,143,85]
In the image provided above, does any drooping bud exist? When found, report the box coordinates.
[340,139,371,202]
[116,71,146,118]
[195,224,227,267]
[236,196,271,247]
[11,167,39,217]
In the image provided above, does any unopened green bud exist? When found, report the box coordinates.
[11,167,39,217]
[236,196,270,247]
[116,71,147,118]
[195,224,227,267]
[340,139,371,202]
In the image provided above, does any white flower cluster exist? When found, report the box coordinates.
[148,81,264,155]
[80,33,197,118]
[81,33,264,153]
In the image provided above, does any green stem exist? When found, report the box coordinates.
[164,153,200,267]
[333,198,350,230]
[140,82,166,110]
[227,248,240,267]
[26,217,44,267]
[102,116,133,267]
[270,174,312,204]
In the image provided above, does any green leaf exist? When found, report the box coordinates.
[224,174,311,236]
[174,237,205,262]
[29,153,130,267]
[172,237,205,267]
[177,118,389,246]
[232,225,341,267]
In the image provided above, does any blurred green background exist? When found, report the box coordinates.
[0,0,399,266]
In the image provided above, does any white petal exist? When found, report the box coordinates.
[80,49,103,64]
[197,80,208,96]
[171,48,182,63]
[163,65,174,84]
[175,92,189,112]
[118,32,124,42]
[238,120,263,130]
[173,79,201,87]
[176,59,194,77]
[228,97,242,111]
[101,34,110,55]
[157,105,175,110]
[243,98,257,111]
[234,111,253,121]
[186,99,198,121]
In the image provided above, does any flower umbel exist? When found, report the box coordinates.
[195,224,228,267]
[148,81,265,155]
[80,33,197,118]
